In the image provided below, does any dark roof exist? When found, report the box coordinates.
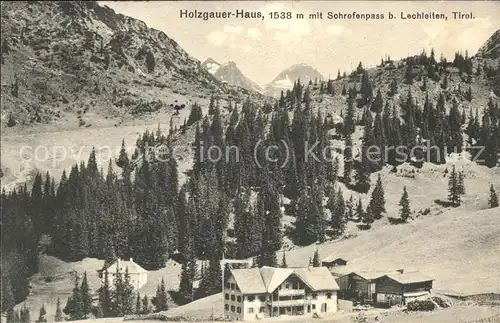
[383,272,434,284]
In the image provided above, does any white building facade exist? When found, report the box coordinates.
[224,266,339,321]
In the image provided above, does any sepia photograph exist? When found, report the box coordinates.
[1,1,499,322]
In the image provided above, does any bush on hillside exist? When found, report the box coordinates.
[431,296,450,308]
[406,299,436,311]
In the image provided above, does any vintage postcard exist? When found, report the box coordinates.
[1,1,499,323]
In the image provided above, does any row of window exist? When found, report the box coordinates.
[225,282,239,291]
[224,305,265,314]
[279,282,304,290]
[224,305,242,313]
[247,295,267,302]
[225,294,242,302]
[224,293,332,302]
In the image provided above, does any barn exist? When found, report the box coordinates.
[321,257,347,268]
[373,272,434,306]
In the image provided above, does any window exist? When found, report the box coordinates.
[231,306,235,312]
[230,283,235,290]
[326,293,332,299]
[231,295,235,301]
[225,282,231,289]
[237,307,241,313]
[247,295,255,302]
[312,293,318,300]
[259,307,265,313]
[237,296,242,302]
[259,295,266,302]
[285,283,290,289]
[312,304,316,310]
[225,304,229,310]
[293,282,298,289]
[225,294,229,300]
[248,307,254,314]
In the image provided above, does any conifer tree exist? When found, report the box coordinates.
[36,304,47,323]
[54,298,63,321]
[80,272,92,318]
[135,292,142,314]
[488,185,499,208]
[448,166,461,207]
[153,278,169,312]
[142,296,151,314]
[64,274,83,320]
[281,250,288,268]
[399,186,411,222]
[312,249,321,267]
[369,174,386,219]
[364,204,375,227]
[1,277,15,323]
[20,304,30,323]
[343,135,353,184]
[458,171,466,195]
[99,270,112,317]
[329,187,347,237]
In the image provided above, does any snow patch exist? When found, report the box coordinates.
[273,75,294,89]
[206,62,220,74]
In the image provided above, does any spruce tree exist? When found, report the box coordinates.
[489,185,499,208]
[448,166,461,207]
[369,174,386,219]
[142,295,152,314]
[80,271,92,318]
[399,186,411,222]
[135,292,142,314]
[98,270,112,317]
[54,298,63,321]
[312,249,321,267]
[458,171,466,195]
[329,188,347,237]
[64,274,83,320]
[281,250,288,268]
[36,304,47,323]
[153,278,169,312]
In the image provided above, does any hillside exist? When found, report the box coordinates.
[0,1,263,129]
[136,205,500,322]
[476,29,500,60]
[0,1,268,190]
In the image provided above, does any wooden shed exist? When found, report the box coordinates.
[373,272,434,306]
[321,257,347,268]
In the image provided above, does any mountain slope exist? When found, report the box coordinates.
[476,29,500,59]
[202,58,263,93]
[0,1,258,128]
[137,206,500,322]
[264,63,323,97]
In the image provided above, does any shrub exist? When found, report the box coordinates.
[406,299,436,311]
[431,296,450,308]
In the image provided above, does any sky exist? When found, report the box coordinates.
[101,1,500,86]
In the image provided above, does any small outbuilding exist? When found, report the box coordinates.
[321,257,348,268]
[373,271,434,306]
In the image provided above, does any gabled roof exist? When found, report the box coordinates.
[229,266,339,295]
[261,267,294,292]
[231,269,267,294]
[321,256,347,263]
[105,259,147,274]
[384,272,434,284]
[293,267,340,291]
